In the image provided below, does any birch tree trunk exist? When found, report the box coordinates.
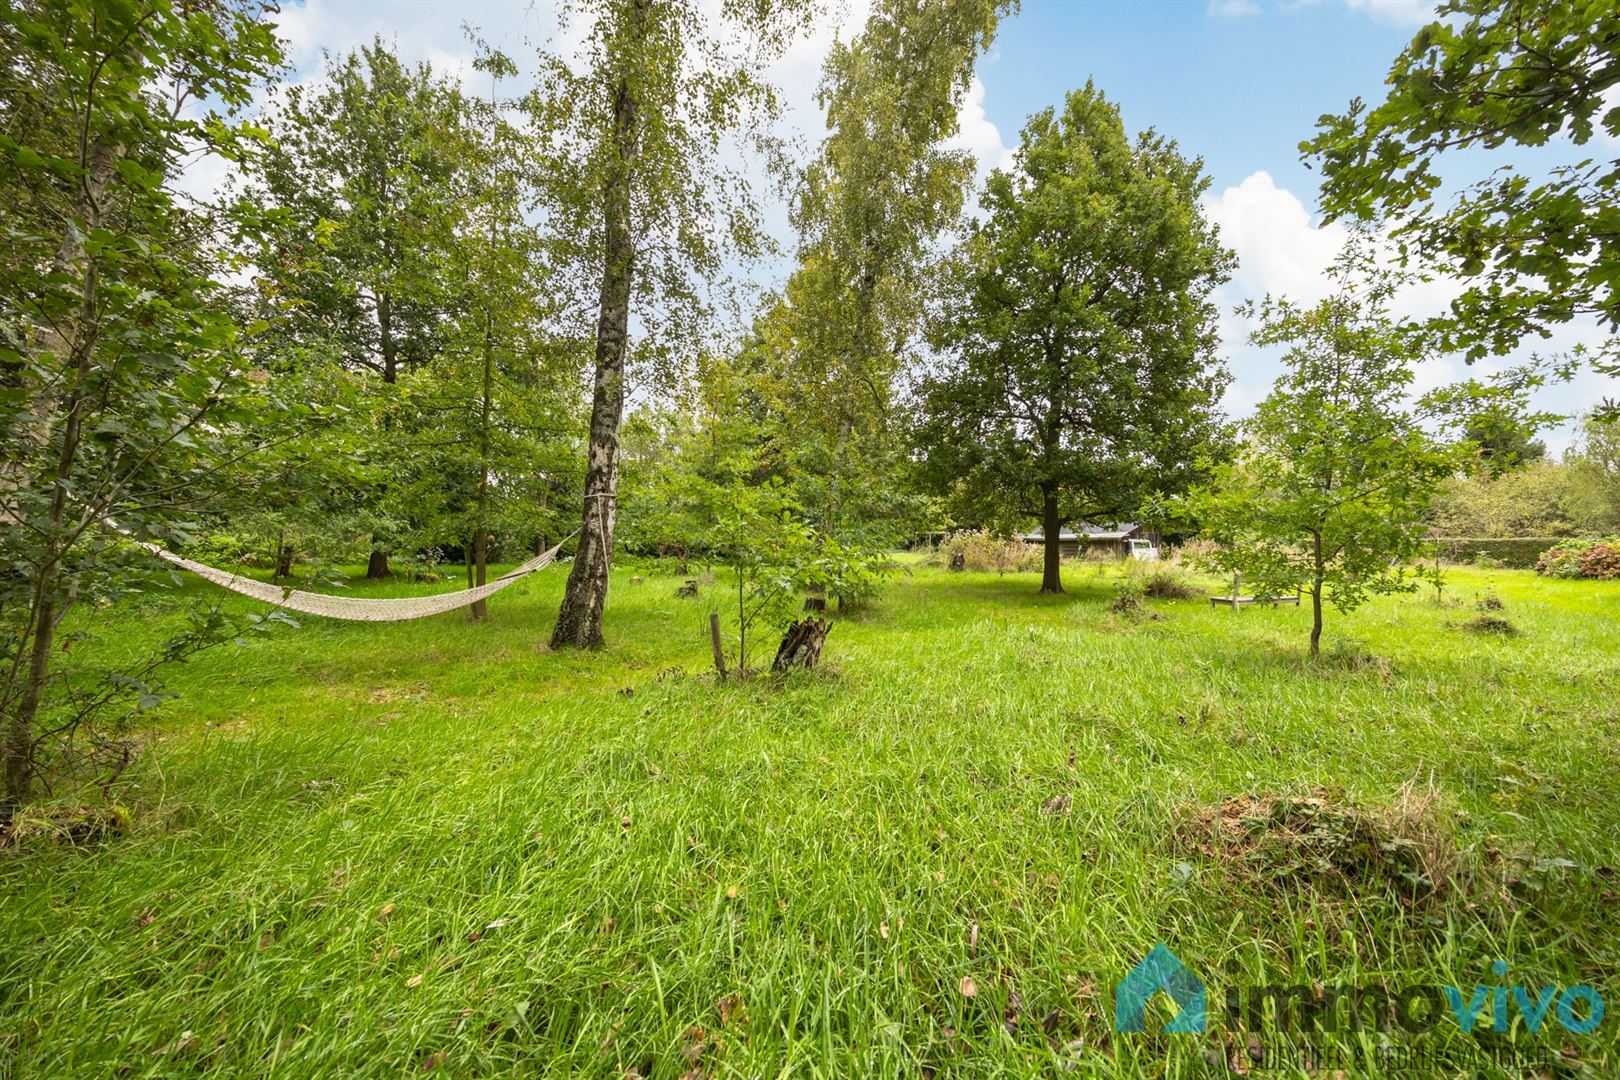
[551,0,646,649]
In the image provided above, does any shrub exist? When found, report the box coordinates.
[1578,542,1620,580]
[1109,578,1146,616]
[939,529,1041,574]
[1475,591,1504,611]
[1437,537,1564,569]
[185,532,252,567]
[1169,537,1219,566]
[1140,567,1201,599]
[1461,614,1519,636]
[1535,537,1620,579]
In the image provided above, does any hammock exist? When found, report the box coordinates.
[129,536,568,622]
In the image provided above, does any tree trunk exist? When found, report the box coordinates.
[471,530,488,621]
[551,0,646,650]
[3,139,118,817]
[1039,489,1064,594]
[366,289,399,579]
[1310,531,1325,659]
[471,300,494,622]
[379,291,397,385]
[773,618,830,672]
[1,137,124,526]
[4,338,90,819]
[274,542,294,580]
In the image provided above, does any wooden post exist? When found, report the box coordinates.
[709,612,727,681]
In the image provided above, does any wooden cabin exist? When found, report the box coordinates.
[1023,522,1160,559]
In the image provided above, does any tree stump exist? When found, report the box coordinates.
[772,617,830,672]
[949,551,965,571]
[675,579,699,598]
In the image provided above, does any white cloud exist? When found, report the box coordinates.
[1203,170,1619,444]
[1204,170,1347,304]
[1343,0,1439,27]
[947,75,1016,180]
[1207,0,1438,25]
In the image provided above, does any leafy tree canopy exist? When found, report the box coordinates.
[1304,0,1620,390]
[913,82,1234,593]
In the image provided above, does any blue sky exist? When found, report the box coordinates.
[982,0,1427,202]
[250,0,1616,451]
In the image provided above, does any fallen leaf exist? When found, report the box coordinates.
[620,816,632,830]
[485,918,507,929]
[1004,989,1023,1030]
[378,902,396,922]
[405,974,423,988]
[681,1024,708,1065]
[968,923,979,956]
[717,995,741,1027]
[725,885,739,900]
[879,922,889,940]
[1040,792,1072,816]
[421,1050,447,1072]
[959,976,978,998]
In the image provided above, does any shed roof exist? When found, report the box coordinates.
[1023,522,1140,542]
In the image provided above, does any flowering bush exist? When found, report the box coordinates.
[1535,538,1620,579]
[1578,542,1620,580]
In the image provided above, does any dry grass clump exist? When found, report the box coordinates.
[1460,613,1520,636]
[939,529,1041,574]
[0,802,132,851]
[1141,568,1202,599]
[1174,781,1456,901]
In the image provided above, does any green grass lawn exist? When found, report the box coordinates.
[3,558,1619,1077]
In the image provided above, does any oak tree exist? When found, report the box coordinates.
[914,83,1233,593]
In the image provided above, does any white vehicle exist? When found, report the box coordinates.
[1126,537,1159,561]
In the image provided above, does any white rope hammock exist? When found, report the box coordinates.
[128,535,568,622]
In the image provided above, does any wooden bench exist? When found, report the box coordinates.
[1209,572,1302,610]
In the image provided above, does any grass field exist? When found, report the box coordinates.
[2,556,1618,1077]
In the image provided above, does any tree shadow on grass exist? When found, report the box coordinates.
[924,571,1118,609]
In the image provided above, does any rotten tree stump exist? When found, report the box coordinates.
[772,617,830,672]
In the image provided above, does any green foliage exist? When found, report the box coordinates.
[621,357,894,672]
[1437,537,1566,569]
[1461,412,1546,475]
[248,40,464,384]
[1305,0,1620,385]
[742,0,1008,570]
[914,82,1233,591]
[245,41,581,588]
[1185,243,1494,656]
[0,0,290,812]
[937,529,1041,574]
[1536,537,1620,580]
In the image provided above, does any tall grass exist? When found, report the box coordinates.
[1,559,1616,1076]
